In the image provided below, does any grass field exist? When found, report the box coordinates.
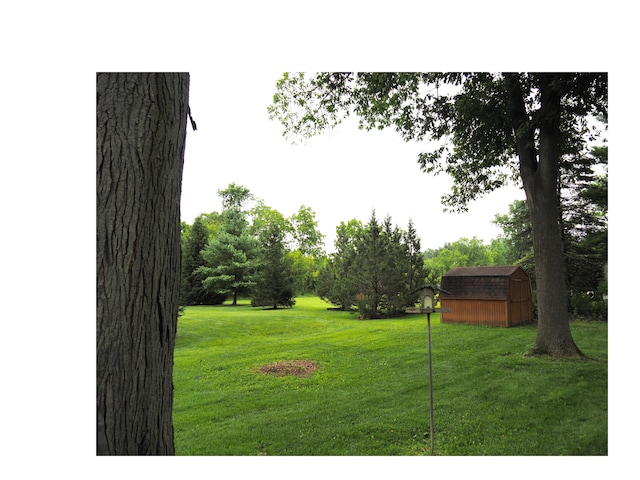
[173,296,607,456]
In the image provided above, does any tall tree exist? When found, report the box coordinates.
[352,211,386,317]
[199,207,258,305]
[199,184,259,305]
[377,214,410,314]
[97,73,189,454]
[317,219,363,310]
[404,218,425,297]
[269,72,607,358]
[251,211,297,308]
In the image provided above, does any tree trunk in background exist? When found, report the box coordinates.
[96,73,189,454]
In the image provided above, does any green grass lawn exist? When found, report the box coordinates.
[173,296,607,455]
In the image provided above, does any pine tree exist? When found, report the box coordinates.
[352,211,385,318]
[180,217,225,305]
[560,146,608,295]
[316,219,362,310]
[252,217,296,308]
[199,207,258,305]
[377,215,408,315]
[404,218,425,303]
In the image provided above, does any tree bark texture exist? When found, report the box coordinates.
[505,73,584,358]
[96,73,189,454]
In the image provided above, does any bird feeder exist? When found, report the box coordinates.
[406,284,449,314]
[418,285,435,312]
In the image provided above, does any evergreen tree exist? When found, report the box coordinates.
[317,219,363,310]
[560,146,608,296]
[320,213,424,318]
[404,218,425,300]
[180,217,225,305]
[378,215,410,315]
[199,207,258,305]
[219,182,254,210]
[352,211,385,318]
[251,215,296,308]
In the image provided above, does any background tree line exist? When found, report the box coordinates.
[182,141,607,321]
[179,183,325,309]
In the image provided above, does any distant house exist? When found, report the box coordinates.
[440,266,533,327]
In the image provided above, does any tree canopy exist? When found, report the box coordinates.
[269,72,606,211]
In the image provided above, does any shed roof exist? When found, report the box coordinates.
[443,266,521,277]
[441,266,523,299]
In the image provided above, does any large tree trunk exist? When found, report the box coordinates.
[96,73,189,454]
[505,73,584,359]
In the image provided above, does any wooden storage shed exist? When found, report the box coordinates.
[440,266,533,327]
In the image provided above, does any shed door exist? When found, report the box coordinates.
[510,278,526,323]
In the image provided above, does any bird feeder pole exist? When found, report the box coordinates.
[426,310,435,455]
[406,285,451,456]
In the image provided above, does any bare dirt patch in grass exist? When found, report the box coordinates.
[258,360,319,377]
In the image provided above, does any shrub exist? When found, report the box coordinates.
[570,291,608,320]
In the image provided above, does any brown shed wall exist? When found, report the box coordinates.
[440,298,509,327]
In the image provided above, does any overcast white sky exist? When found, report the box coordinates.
[181,71,526,252]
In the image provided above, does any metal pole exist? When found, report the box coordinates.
[427,311,435,455]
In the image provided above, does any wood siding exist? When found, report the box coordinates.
[441,298,510,327]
